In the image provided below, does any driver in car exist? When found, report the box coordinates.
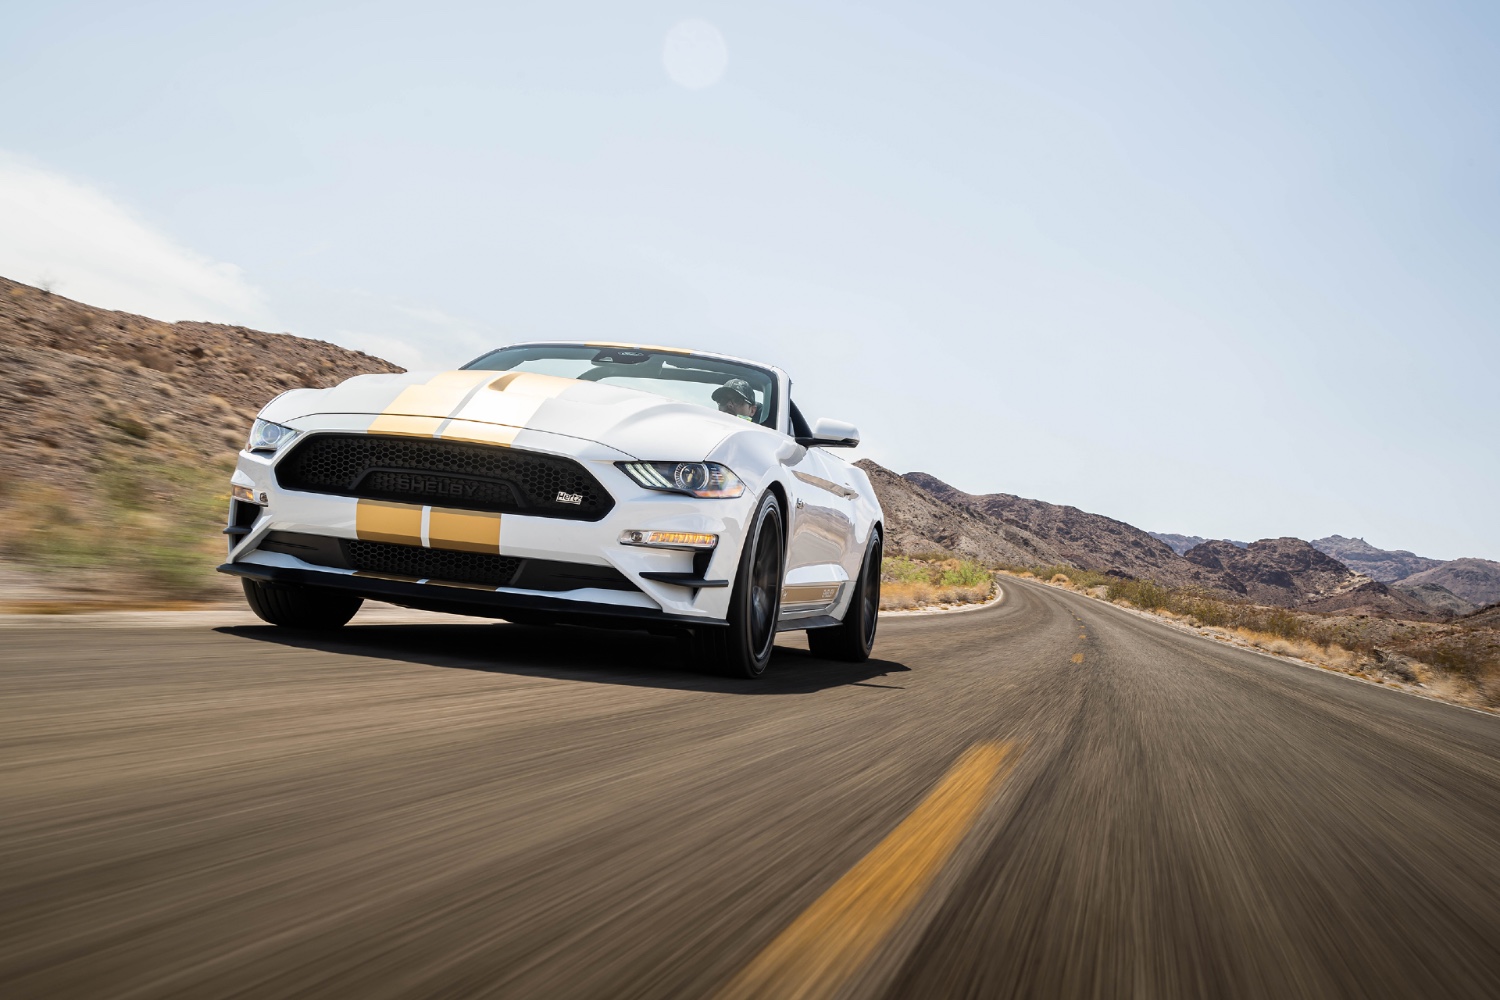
[712,378,758,421]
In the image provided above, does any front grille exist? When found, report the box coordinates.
[345,539,522,587]
[275,434,613,520]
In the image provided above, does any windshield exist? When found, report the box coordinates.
[462,345,780,429]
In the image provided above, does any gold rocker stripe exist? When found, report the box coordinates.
[782,583,843,604]
[716,742,1016,1000]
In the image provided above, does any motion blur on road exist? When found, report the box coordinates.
[4,579,1500,999]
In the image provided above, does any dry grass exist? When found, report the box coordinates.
[881,554,994,611]
[0,451,235,602]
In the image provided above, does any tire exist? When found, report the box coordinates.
[242,578,363,629]
[807,528,881,662]
[692,491,785,678]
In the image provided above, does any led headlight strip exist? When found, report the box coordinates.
[619,530,718,549]
[618,461,745,499]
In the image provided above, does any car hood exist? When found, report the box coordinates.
[261,369,760,461]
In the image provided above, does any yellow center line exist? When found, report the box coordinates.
[715,742,1016,1000]
[1071,652,1085,664]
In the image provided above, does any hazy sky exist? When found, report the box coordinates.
[2,1,1496,559]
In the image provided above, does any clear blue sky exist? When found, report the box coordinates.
[2,1,1496,559]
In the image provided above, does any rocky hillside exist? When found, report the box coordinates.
[903,472,1218,588]
[853,462,1061,566]
[1392,582,1477,617]
[862,466,1375,608]
[0,276,402,603]
[1182,538,1368,607]
[0,276,401,495]
[1399,559,1500,608]
[1309,535,1444,583]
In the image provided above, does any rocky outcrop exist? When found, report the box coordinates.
[1184,538,1364,607]
[1299,580,1442,619]
[1399,559,1500,608]
[1309,535,1444,583]
[854,461,1061,565]
[1392,582,1477,617]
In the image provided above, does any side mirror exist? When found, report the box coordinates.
[796,417,860,449]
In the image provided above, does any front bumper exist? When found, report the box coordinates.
[222,426,754,624]
[219,561,725,632]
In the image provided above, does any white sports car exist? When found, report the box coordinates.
[219,342,885,676]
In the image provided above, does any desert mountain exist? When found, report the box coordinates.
[1309,535,1444,583]
[1149,532,1248,555]
[1398,559,1500,608]
[0,276,402,603]
[902,472,1239,591]
[1392,582,1477,617]
[853,461,1061,565]
[861,468,1383,609]
[0,276,402,495]
[1296,580,1439,618]
[1182,538,1367,607]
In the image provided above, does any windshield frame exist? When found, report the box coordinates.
[461,343,786,431]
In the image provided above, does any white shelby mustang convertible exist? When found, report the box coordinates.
[220,343,885,677]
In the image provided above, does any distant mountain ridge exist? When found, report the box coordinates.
[858,465,1500,619]
[1400,559,1500,608]
[1149,532,1249,555]
[1308,536,1500,607]
[864,466,1377,610]
[1309,536,1444,583]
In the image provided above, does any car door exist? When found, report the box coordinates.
[781,404,859,620]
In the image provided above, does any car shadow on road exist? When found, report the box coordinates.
[215,622,911,695]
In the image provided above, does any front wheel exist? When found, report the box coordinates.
[242,578,363,629]
[692,492,784,678]
[807,529,881,662]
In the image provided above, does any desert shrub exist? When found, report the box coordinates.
[1107,578,1171,610]
[879,556,992,608]
[939,560,990,587]
[882,556,932,584]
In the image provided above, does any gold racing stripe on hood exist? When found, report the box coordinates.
[355,499,424,546]
[368,371,498,437]
[436,371,576,446]
[427,508,502,553]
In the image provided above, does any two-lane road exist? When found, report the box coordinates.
[3,580,1498,998]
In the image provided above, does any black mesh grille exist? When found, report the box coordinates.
[345,539,522,587]
[275,434,613,520]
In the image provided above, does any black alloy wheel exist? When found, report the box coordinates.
[693,491,785,678]
[806,529,882,662]
[242,578,363,629]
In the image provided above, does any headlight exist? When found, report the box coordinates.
[246,418,299,453]
[618,461,745,499]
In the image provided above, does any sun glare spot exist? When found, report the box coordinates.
[663,19,728,90]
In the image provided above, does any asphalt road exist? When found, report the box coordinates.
[3,579,1499,999]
